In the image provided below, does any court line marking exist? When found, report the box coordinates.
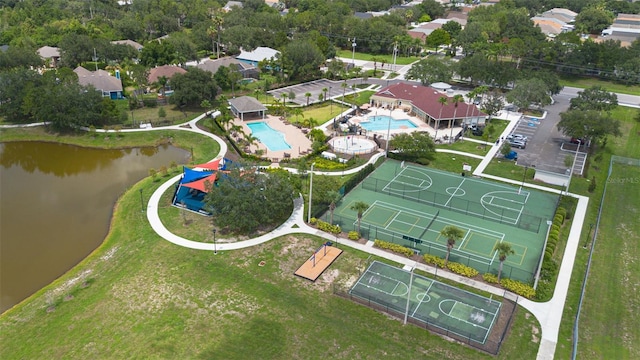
[411,281,434,317]
[447,301,491,331]
[444,178,466,207]
[457,229,472,250]
[404,163,529,193]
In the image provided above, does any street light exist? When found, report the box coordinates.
[565,139,582,195]
[351,38,357,65]
[213,228,217,255]
[519,165,528,194]
[308,162,316,223]
[139,189,144,213]
[385,105,392,157]
[329,86,333,115]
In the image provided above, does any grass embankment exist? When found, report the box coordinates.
[335,50,420,65]
[554,107,640,359]
[0,127,218,165]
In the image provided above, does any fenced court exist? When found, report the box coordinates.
[324,160,559,282]
[338,261,516,354]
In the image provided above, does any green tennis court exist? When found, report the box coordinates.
[350,261,502,344]
[330,159,559,282]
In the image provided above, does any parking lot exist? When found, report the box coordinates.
[506,93,587,176]
[268,79,360,105]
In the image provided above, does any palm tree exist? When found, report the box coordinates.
[280,93,289,116]
[441,225,464,267]
[327,191,341,225]
[305,92,311,106]
[350,201,369,235]
[435,96,448,141]
[291,107,304,124]
[153,75,169,98]
[322,87,328,102]
[341,81,348,103]
[449,94,464,143]
[494,242,515,282]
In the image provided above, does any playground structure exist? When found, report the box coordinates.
[294,242,343,281]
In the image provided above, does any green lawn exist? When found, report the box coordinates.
[554,107,640,359]
[335,49,420,65]
[0,171,541,359]
[427,152,483,174]
[559,76,640,96]
[437,139,490,156]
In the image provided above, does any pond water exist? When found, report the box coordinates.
[0,141,190,313]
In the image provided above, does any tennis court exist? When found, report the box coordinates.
[328,160,559,282]
[350,261,501,344]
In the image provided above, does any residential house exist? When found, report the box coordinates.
[37,46,61,67]
[408,18,467,42]
[532,8,576,38]
[369,83,485,137]
[223,1,243,11]
[111,39,144,52]
[236,47,280,67]
[196,57,259,79]
[148,65,187,85]
[599,13,640,47]
[74,66,124,99]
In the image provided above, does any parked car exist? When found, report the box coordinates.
[570,137,587,145]
[505,150,518,160]
[509,140,527,149]
[507,134,528,142]
[472,127,484,136]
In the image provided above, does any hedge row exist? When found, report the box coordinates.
[500,278,536,299]
[422,255,478,278]
[310,218,341,234]
[373,240,414,257]
[348,231,360,240]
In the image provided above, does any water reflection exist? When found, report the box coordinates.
[0,141,190,313]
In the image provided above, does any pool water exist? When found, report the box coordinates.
[246,122,291,151]
[360,115,417,131]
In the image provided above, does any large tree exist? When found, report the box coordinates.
[388,132,436,164]
[350,201,370,236]
[575,7,614,35]
[282,39,324,81]
[506,78,553,110]
[557,109,622,144]
[205,166,295,234]
[169,68,218,109]
[406,57,453,86]
[569,86,618,112]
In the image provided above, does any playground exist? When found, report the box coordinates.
[294,242,343,281]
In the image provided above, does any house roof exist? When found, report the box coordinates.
[73,66,123,92]
[373,83,484,120]
[540,8,576,23]
[224,1,243,10]
[237,47,280,63]
[37,46,60,58]
[532,18,565,35]
[228,96,267,113]
[354,12,373,19]
[148,65,187,84]
[111,39,144,51]
[196,57,254,74]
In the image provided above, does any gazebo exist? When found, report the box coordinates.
[228,96,267,120]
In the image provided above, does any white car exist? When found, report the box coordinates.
[507,134,528,142]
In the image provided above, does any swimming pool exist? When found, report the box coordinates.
[360,115,417,131]
[246,122,291,151]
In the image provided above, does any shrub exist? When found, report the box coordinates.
[309,217,318,225]
[348,231,360,240]
[143,99,157,108]
[501,278,536,299]
[549,230,560,239]
[374,240,414,257]
[483,273,499,284]
[556,207,567,219]
[423,254,445,268]
[550,224,561,234]
[588,176,597,193]
[316,220,340,234]
[149,168,157,181]
[447,262,479,278]
[553,214,564,224]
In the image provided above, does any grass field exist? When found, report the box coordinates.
[335,49,420,65]
[554,107,640,359]
[559,76,640,96]
[437,140,490,156]
[0,172,542,359]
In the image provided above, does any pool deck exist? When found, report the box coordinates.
[231,115,313,161]
[351,107,463,143]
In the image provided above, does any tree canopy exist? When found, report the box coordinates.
[557,109,622,144]
[204,167,295,234]
[389,132,436,164]
[569,86,618,112]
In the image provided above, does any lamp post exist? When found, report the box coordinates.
[351,38,356,65]
[308,162,316,223]
[329,86,332,115]
[139,189,144,213]
[534,220,553,289]
[385,105,392,157]
[213,228,217,255]
[565,139,582,195]
[519,165,528,194]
